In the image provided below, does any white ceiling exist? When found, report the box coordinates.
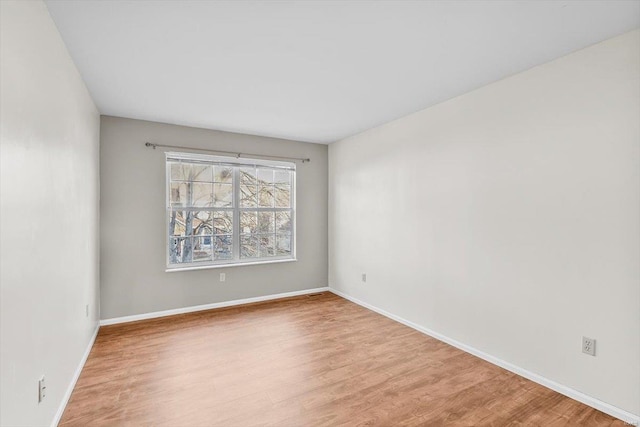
[46,1,639,144]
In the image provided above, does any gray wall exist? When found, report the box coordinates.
[329,30,639,416]
[0,1,101,426]
[100,116,328,319]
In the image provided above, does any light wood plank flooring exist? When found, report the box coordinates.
[60,292,624,426]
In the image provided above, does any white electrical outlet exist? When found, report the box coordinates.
[38,376,46,403]
[582,336,596,356]
[220,273,226,282]
[362,273,367,283]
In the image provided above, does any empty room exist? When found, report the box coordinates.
[1,0,639,426]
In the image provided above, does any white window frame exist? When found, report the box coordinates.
[165,152,296,272]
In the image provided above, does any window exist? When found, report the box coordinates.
[166,152,295,270]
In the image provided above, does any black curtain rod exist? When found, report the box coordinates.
[144,142,311,163]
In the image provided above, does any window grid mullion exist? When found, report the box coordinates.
[232,167,241,261]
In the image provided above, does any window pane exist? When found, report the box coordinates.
[259,234,275,257]
[213,211,232,234]
[169,236,192,264]
[170,182,187,207]
[276,211,291,233]
[257,168,274,183]
[169,210,186,236]
[193,211,213,235]
[193,236,212,262]
[240,211,258,234]
[214,166,232,183]
[213,183,232,207]
[191,183,213,207]
[171,211,199,236]
[240,183,257,207]
[214,235,233,260]
[258,184,274,208]
[171,163,212,182]
[241,234,258,258]
[240,167,256,184]
[174,211,213,236]
[276,233,291,256]
[274,170,290,184]
[258,211,275,233]
[275,184,290,208]
[170,182,213,207]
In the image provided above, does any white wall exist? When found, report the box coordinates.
[329,30,639,416]
[0,2,100,426]
[100,116,328,320]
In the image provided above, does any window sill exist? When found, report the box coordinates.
[165,258,297,273]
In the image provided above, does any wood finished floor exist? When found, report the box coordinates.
[60,292,624,426]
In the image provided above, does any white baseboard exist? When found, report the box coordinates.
[328,288,639,425]
[100,287,330,326]
[51,324,100,427]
